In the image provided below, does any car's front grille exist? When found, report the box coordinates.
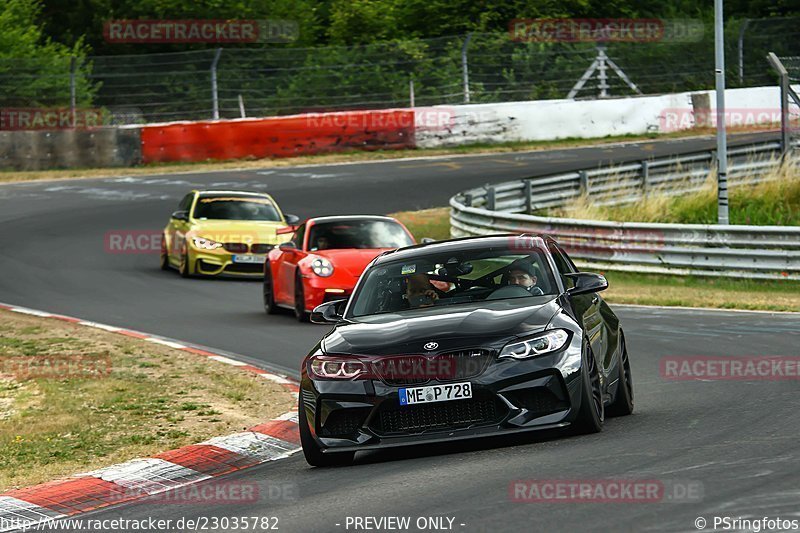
[251,244,273,254]
[374,396,505,434]
[376,350,493,386]
[320,408,371,438]
[196,259,222,274]
[504,388,568,416]
[222,243,249,253]
[225,263,263,274]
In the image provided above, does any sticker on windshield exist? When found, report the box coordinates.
[401,264,416,275]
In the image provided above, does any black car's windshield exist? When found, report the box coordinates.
[192,196,282,221]
[308,220,413,251]
[349,244,558,317]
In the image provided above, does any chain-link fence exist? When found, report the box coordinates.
[2,19,800,125]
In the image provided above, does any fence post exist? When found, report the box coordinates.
[486,186,496,210]
[767,53,791,156]
[738,19,750,84]
[641,161,650,197]
[211,48,223,120]
[579,170,589,196]
[409,79,415,108]
[523,180,532,214]
[69,56,77,126]
[462,33,472,104]
[238,94,246,118]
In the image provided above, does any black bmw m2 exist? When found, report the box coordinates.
[298,234,634,466]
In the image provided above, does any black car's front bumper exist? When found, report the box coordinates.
[300,347,586,453]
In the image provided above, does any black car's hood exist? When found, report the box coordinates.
[323,297,562,355]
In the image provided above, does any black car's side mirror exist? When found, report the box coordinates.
[171,210,189,221]
[278,241,297,252]
[285,213,301,225]
[565,272,608,296]
[310,299,347,324]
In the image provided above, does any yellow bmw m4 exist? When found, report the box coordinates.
[161,190,299,278]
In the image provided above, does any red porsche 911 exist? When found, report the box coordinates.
[263,216,416,321]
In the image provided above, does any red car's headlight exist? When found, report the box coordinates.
[308,355,367,380]
[311,258,334,277]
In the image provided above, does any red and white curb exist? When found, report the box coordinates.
[0,302,302,533]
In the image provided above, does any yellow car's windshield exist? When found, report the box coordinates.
[193,196,282,221]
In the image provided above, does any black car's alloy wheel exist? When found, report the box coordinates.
[299,397,355,467]
[573,346,604,434]
[607,333,634,417]
[294,272,309,322]
[263,264,279,315]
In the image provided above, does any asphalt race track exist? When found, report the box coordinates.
[1,131,799,532]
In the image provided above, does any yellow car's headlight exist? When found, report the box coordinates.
[191,236,223,250]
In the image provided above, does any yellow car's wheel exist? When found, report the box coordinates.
[159,235,170,271]
[179,251,192,278]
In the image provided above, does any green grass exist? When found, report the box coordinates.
[391,207,800,312]
[0,310,295,491]
[549,165,800,226]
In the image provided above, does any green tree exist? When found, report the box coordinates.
[0,0,94,107]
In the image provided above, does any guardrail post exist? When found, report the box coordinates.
[641,161,650,197]
[523,180,532,214]
[486,186,496,210]
[579,170,589,196]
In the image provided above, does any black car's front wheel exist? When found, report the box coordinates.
[572,346,604,434]
[298,397,355,467]
[607,332,634,417]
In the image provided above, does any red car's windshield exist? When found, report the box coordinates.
[308,220,413,251]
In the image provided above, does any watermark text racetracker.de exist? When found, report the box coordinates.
[104,19,298,43]
[661,356,800,381]
[661,108,800,133]
[0,354,111,380]
[509,479,703,503]
[0,516,280,532]
[509,18,704,43]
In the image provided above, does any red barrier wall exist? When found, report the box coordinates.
[140,109,415,164]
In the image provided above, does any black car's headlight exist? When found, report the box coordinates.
[311,258,334,277]
[499,329,570,359]
[308,354,367,380]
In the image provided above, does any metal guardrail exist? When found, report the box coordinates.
[450,139,800,280]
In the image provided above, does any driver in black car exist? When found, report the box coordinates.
[507,261,545,296]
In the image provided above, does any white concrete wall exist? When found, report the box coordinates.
[415,86,782,148]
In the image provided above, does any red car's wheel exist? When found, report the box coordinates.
[263,263,280,315]
[294,272,310,322]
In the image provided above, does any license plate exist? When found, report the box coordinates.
[399,382,472,406]
[232,254,266,264]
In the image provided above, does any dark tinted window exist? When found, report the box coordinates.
[177,193,193,211]
[308,220,414,251]
[293,224,306,248]
[192,196,281,221]
[548,242,575,289]
[349,244,558,318]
